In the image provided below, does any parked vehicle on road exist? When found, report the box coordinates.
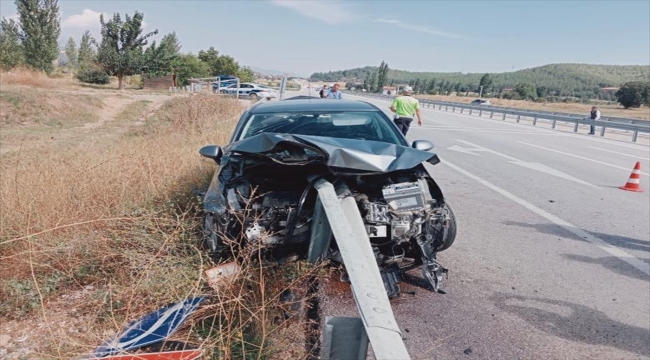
[211,75,238,92]
[220,82,278,100]
[198,99,457,297]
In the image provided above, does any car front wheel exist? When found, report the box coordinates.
[433,203,457,252]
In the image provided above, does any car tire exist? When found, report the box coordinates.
[249,93,259,101]
[433,203,457,252]
[204,213,226,258]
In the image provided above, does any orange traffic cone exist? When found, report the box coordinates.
[619,162,644,192]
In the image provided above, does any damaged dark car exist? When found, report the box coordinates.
[198,99,457,297]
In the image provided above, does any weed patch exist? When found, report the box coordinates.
[0,93,313,358]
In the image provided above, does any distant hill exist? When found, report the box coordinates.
[309,63,650,99]
[249,66,306,78]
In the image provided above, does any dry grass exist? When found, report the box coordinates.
[417,94,650,121]
[0,67,74,89]
[0,90,321,358]
[0,86,104,127]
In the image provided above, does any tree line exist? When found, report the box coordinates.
[0,0,255,88]
[312,63,650,103]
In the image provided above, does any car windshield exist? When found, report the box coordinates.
[237,111,405,144]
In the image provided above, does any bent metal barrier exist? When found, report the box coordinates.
[347,91,650,143]
[309,178,411,360]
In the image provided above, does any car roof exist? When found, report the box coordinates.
[248,99,380,114]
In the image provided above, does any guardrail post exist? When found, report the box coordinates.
[599,126,606,137]
[490,111,494,118]
[445,105,448,111]
[460,108,464,114]
[469,108,473,115]
[633,131,638,142]
[502,113,506,120]
[516,115,521,123]
[532,117,537,126]
[479,110,483,117]
[321,317,369,360]
[552,120,557,129]
[452,106,455,112]
[573,122,579,132]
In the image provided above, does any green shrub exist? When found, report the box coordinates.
[77,68,111,85]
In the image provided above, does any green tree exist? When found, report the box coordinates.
[643,85,650,107]
[77,30,95,68]
[536,86,549,98]
[615,81,649,109]
[143,31,181,76]
[237,66,255,82]
[368,71,378,92]
[16,0,61,74]
[479,73,493,95]
[197,47,241,76]
[514,82,537,100]
[172,53,209,86]
[377,60,389,90]
[0,17,24,69]
[97,12,158,89]
[64,36,77,67]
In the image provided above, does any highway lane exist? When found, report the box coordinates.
[311,90,650,359]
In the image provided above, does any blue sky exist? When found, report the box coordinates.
[1,0,648,77]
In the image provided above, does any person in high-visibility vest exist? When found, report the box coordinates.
[389,86,422,135]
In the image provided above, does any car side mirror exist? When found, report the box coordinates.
[199,145,223,164]
[412,140,434,151]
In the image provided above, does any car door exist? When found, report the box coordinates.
[239,84,253,96]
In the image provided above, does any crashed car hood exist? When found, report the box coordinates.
[226,133,440,173]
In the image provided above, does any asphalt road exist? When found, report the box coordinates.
[290,88,650,360]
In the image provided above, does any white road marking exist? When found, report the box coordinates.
[455,140,600,188]
[447,145,484,156]
[443,160,650,277]
[518,141,650,176]
[588,146,650,161]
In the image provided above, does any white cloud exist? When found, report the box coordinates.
[62,9,106,29]
[375,18,463,38]
[271,0,357,25]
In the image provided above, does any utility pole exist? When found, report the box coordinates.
[479,85,483,98]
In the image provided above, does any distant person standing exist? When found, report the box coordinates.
[389,86,422,135]
[587,106,600,135]
[319,85,328,98]
[326,83,343,99]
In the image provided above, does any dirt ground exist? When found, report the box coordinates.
[0,86,176,156]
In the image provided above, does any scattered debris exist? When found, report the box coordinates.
[464,347,473,355]
[204,262,241,290]
[90,297,204,359]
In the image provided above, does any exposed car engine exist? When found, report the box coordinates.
[205,163,455,297]
[201,132,456,298]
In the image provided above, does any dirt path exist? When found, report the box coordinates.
[0,91,176,156]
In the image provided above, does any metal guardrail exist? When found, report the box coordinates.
[312,178,411,360]
[347,91,650,143]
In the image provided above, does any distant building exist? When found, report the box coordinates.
[382,86,397,95]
